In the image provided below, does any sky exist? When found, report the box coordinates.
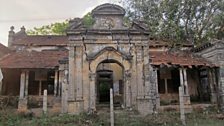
[0,0,121,46]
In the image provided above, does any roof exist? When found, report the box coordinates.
[0,50,68,69]
[193,39,224,52]
[0,43,11,55]
[13,35,68,46]
[150,51,215,67]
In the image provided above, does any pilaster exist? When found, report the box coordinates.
[124,70,131,108]
[68,44,75,101]
[89,72,96,112]
[136,45,144,99]
[75,45,83,100]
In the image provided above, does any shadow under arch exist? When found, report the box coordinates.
[89,47,131,73]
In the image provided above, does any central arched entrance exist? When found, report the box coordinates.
[89,47,132,110]
[96,59,124,106]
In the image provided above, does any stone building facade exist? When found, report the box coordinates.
[195,40,224,112]
[0,3,222,115]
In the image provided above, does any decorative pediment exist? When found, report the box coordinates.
[92,3,125,16]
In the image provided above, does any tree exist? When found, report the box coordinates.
[122,0,224,45]
[27,13,94,35]
[27,21,69,35]
[83,12,94,28]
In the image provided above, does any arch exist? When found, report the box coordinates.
[92,3,125,16]
[90,49,131,73]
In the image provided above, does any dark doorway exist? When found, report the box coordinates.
[97,70,113,103]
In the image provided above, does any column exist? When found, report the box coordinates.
[89,72,96,111]
[75,46,83,100]
[54,70,58,96]
[212,69,218,103]
[24,71,29,98]
[125,70,131,108]
[61,69,69,113]
[179,68,184,87]
[150,65,159,112]
[164,78,168,94]
[19,70,29,98]
[143,46,150,98]
[208,68,217,103]
[219,67,224,112]
[18,70,29,111]
[19,71,26,99]
[183,68,189,95]
[68,45,75,101]
[0,69,3,95]
[136,45,144,98]
[0,81,2,95]
[180,68,190,105]
[39,81,42,96]
[154,68,160,109]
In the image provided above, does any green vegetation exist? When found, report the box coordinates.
[122,0,224,45]
[0,106,223,126]
[27,21,69,35]
[27,13,94,35]
[27,0,224,46]
[83,12,95,28]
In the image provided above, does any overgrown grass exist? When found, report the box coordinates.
[0,107,223,126]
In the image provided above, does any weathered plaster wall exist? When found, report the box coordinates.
[2,69,20,95]
[187,69,200,97]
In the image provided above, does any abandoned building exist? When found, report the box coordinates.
[0,3,223,115]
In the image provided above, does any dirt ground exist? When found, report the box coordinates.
[0,106,223,126]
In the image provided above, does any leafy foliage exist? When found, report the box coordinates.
[122,0,224,45]
[27,13,94,35]
[27,21,69,35]
[83,12,95,28]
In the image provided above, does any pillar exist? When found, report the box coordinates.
[54,70,58,96]
[89,72,96,112]
[0,81,2,95]
[25,71,29,98]
[164,78,168,94]
[149,65,159,112]
[19,71,26,99]
[61,69,68,113]
[183,68,189,95]
[154,68,160,109]
[18,70,29,111]
[212,69,218,103]
[179,68,190,105]
[59,58,69,113]
[179,68,184,86]
[75,46,83,100]
[143,46,150,98]
[0,68,3,95]
[39,81,42,96]
[43,90,47,114]
[136,45,144,98]
[218,67,224,112]
[125,70,131,108]
[68,44,75,101]
[208,68,217,103]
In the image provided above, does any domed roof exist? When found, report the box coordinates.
[92,3,125,16]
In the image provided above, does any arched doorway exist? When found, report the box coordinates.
[96,59,124,106]
[88,47,132,110]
